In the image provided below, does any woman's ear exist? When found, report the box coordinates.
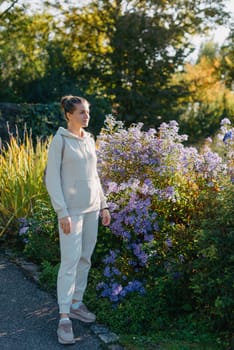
[66,112,72,121]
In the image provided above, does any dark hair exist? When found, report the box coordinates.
[60,95,89,120]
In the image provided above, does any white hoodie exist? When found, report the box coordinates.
[45,127,108,219]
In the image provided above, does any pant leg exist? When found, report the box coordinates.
[57,215,83,314]
[72,210,99,301]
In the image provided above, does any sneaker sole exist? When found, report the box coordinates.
[57,331,75,345]
[69,312,96,323]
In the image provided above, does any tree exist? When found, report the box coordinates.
[0,0,19,18]
[54,0,229,128]
[220,26,234,90]
[0,6,54,102]
[0,0,230,132]
[170,42,234,143]
[0,1,112,104]
[197,41,220,63]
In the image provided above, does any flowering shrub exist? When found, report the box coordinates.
[95,116,232,314]
[211,118,234,182]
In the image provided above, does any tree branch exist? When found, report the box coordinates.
[0,0,19,19]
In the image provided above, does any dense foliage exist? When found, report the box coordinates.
[171,46,234,143]
[0,97,111,143]
[0,0,233,141]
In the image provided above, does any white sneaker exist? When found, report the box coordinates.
[69,303,96,323]
[57,319,75,344]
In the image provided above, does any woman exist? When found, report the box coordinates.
[45,95,111,345]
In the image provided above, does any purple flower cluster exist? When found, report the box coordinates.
[96,116,232,303]
[223,130,233,144]
[214,118,234,181]
[109,188,157,244]
[97,279,145,303]
[18,217,29,243]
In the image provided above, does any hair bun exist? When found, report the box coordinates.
[61,95,73,109]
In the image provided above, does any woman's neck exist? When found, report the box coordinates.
[68,126,84,138]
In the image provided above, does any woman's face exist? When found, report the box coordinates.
[67,102,90,128]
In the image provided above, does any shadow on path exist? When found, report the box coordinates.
[0,253,103,350]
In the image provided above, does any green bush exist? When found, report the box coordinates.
[190,184,234,331]
[39,261,60,293]
[0,103,65,144]
[22,200,60,265]
[0,97,111,144]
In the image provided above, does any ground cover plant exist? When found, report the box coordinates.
[0,116,233,349]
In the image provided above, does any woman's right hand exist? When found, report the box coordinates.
[59,216,72,234]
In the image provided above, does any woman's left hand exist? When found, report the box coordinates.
[101,209,111,226]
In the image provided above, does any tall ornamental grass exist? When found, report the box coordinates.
[0,130,50,236]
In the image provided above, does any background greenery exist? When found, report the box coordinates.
[0,0,234,143]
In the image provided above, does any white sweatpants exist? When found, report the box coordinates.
[57,211,99,314]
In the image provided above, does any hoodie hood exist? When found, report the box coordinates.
[56,127,90,141]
